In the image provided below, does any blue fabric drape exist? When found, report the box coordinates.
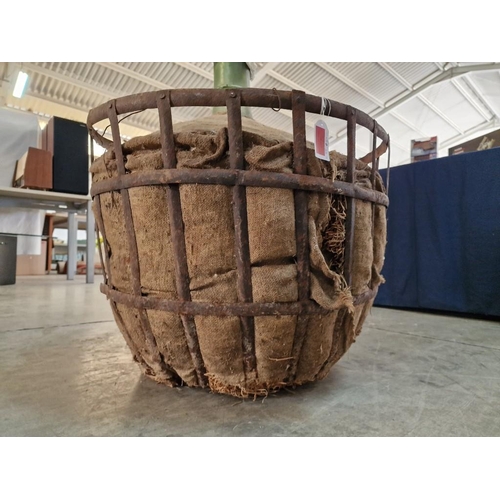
[375,148,500,317]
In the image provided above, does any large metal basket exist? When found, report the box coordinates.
[87,88,390,394]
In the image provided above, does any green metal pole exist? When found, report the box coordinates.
[213,62,252,118]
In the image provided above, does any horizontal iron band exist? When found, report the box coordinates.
[87,88,389,159]
[100,283,378,316]
[91,168,389,207]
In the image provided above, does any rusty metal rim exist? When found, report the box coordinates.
[100,283,378,316]
[91,168,389,207]
[86,88,389,162]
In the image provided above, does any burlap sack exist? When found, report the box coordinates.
[91,114,387,397]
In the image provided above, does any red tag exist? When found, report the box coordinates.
[315,120,329,161]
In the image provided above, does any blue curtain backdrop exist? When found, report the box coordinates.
[375,148,500,317]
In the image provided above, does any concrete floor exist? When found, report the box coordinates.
[1,275,499,436]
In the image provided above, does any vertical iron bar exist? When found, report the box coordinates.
[370,124,378,289]
[343,106,357,287]
[291,90,309,298]
[156,92,208,387]
[108,100,176,382]
[386,136,391,194]
[107,103,141,290]
[371,123,378,187]
[226,90,257,377]
[289,90,310,380]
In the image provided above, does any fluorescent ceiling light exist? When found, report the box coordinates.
[13,71,29,98]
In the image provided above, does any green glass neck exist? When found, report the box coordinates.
[213,62,252,118]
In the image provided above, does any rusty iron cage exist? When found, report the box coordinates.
[87,88,390,388]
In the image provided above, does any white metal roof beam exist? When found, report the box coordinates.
[462,75,500,118]
[461,75,498,119]
[440,117,500,150]
[25,62,160,132]
[419,94,463,134]
[315,62,384,108]
[434,62,492,121]
[390,111,427,138]
[377,61,417,88]
[443,62,499,119]
[98,62,207,124]
[313,62,428,140]
[375,62,500,119]
[21,63,158,131]
[251,62,280,87]
[23,62,117,99]
[377,62,463,134]
[98,62,174,90]
[267,70,309,93]
[174,62,213,81]
[451,78,492,121]
[377,63,464,140]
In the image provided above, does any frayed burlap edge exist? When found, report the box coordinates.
[206,373,315,400]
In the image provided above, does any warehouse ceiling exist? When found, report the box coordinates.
[1,61,500,166]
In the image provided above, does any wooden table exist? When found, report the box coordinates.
[0,187,95,283]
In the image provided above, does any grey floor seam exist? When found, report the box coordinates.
[0,319,116,335]
[369,326,500,352]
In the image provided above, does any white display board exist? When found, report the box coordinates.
[0,108,39,187]
[0,107,44,254]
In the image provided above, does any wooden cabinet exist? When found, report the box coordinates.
[13,147,53,190]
